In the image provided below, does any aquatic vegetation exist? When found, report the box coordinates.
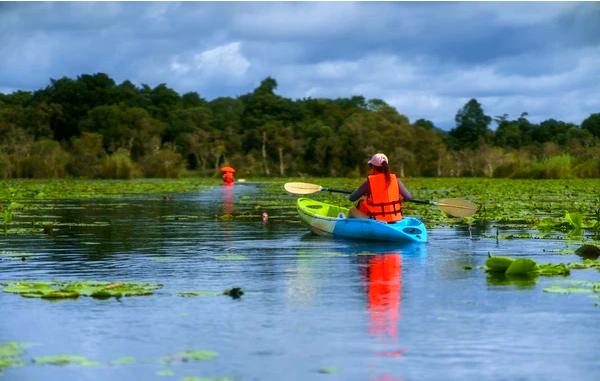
[0,342,25,372]
[161,350,218,363]
[505,258,538,276]
[181,377,231,381]
[537,263,571,276]
[317,367,339,374]
[33,354,100,366]
[575,244,600,260]
[0,342,24,358]
[110,356,135,365]
[157,369,175,377]
[223,287,244,299]
[487,273,538,288]
[543,280,600,295]
[1,280,162,300]
[485,256,515,273]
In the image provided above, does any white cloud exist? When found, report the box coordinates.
[193,42,250,77]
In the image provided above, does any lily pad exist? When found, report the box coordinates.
[161,350,218,363]
[538,263,570,276]
[0,357,24,372]
[0,341,25,373]
[111,356,135,366]
[34,354,100,366]
[1,280,162,300]
[485,256,514,273]
[0,342,24,358]
[505,258,539,275]
[317,367,339,374]
[543,286,592,294]
[157,369,175,377]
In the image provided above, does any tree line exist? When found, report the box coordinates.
[0,73,599,179]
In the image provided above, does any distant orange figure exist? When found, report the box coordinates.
[220,165,236,185]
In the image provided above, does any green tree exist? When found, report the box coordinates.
[449,99,492,149]
[582,113,600,138]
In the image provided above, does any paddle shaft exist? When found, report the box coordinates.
[322,187,352,194]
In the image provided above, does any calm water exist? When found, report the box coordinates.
[1,182,599,381]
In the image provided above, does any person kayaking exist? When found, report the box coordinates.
[347,153,412,222]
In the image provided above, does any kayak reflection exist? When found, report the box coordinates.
[358,244,425,381]
[363,253,402,341]
[222,183,234,215]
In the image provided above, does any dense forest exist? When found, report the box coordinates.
[0,73,599,179]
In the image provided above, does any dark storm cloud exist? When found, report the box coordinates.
[0,2,598,128]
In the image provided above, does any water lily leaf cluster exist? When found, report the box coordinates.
[1,280,162,299]
[0,342,25,372]
[161,350,218,363]
[34,354,100,366]
[543,280,600,295]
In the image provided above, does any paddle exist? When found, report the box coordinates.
[284,182,478,218]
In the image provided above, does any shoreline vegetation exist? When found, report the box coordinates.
[0,73,599,180]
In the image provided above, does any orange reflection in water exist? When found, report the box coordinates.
[366,253,402,341]
[363,252,407,381]
[222,184,234,215]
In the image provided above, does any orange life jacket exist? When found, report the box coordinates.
[362,173,403,222]
[223,172,234,184]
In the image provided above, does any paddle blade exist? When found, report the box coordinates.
[436,198,478,217]
[284,182,323,195]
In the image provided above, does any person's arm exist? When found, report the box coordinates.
[349,181,370,201]
[398,179,412,201]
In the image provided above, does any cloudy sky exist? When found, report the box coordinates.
[1,2,599,129]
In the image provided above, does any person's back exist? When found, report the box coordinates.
[348,153,412,222]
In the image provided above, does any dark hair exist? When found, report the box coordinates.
[372,162,391,183]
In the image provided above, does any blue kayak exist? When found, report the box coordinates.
[297,198,427,243]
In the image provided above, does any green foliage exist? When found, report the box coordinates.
[97,149,140,179]
[1,74,600,179]
[21,139,70,178]
[34,354,100,366]
[67,132,104,177]
[449,99,492,149]
[505,258,538,275]
[485,256,514,273]
[580,113,600,138]
[1,280,162,299]
[0,341,25,372]
[141,148,185,178]
[161,350,218,363]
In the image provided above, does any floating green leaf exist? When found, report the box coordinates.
[34,355,100,366]
[485,256,514,273]
[538,263,570,276]
[0,342,23,358]
[161,350,218,363]
[505,258,539,275]
[1,280,162,300]
[111,356,135,366]
[317,367,339,374]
